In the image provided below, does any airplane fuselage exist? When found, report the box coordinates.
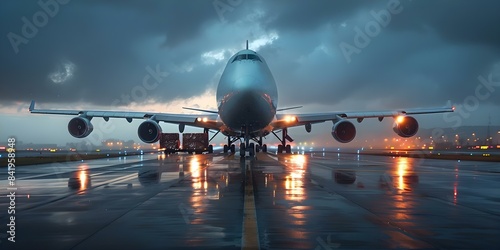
[216,49,278,137]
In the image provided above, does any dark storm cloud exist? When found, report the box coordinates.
[0,0,223,106]
[1,0,499,111]
[244,0,500,108]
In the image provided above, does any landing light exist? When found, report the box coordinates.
[197,117,208,123]
[396,116,405,124]
[285,116,297,123]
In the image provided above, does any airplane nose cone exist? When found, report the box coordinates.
[234,75,259,91]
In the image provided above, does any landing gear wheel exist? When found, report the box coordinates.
[231,144,236,153]
[249,143,255,157]
[262,144,267,153]
[278,145,283,154]
[223,145,228,153]
[256,144,260,153]
[285,144,291,154]
[240,143,246,157]
[208,145,213,154]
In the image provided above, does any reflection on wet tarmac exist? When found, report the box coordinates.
[454,166,459,204]
[138,164,161,186]
[333,170,356,184]
[284,155,307,201]
[5,151,499,249]
[394,157,419,191]
[190,156,208,190]
[68,166,91,191]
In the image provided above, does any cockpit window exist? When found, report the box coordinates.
[232,53,262,63]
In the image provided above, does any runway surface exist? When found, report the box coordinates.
[0,151,499,249]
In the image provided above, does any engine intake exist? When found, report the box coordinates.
[331,120,356,143]
[138,120,162,143]
[393,116,419,137]
[68,117,93,138]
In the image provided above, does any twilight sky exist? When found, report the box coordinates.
[1,0,499,146]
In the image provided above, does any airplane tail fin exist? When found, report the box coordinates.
[445,100,452,107]
[445,100,456,111]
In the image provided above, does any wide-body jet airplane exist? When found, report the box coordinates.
[30,41,454,157]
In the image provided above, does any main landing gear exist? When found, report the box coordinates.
[254,137,267,153]
[238,131,268,159]
[239,142,267,158]
[273,128,293,154]
[223,136,237,154]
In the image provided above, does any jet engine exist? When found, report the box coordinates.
[331,120,356,143]
[68,117,93,138]
[393,116,419,137]
[138,120,162,143]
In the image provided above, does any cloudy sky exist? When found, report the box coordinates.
[1,0,499,146]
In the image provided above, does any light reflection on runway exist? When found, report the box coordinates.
[284,154,307,202]
[0,152,499,249]
[253,152,500,249]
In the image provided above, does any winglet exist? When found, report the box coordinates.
[446,100,451,107]
[29,100,35,112]
[246,40,248,50]
[445,100,455,111]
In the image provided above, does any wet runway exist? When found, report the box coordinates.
[1,151,499,249]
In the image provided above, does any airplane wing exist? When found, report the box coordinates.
[29,101,222,130]
[271,102,455,130]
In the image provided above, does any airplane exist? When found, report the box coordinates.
[30,41,454,157]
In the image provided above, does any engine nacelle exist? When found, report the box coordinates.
[393,116,419,137]
[331,120,356,143]
[68,117,93,138]
[138,120,162,143]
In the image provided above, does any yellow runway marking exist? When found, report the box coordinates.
[242,160,260,250]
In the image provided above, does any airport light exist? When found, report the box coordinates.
[396,116,405,124]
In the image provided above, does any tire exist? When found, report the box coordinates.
[231,144,236,153]
[208,145,213,154]
[278,145,283,154]
[240,143,246,157]
[285,144,291,154]
[262,144,267,152]
[249,143,255,157]
[223,145,228,153]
